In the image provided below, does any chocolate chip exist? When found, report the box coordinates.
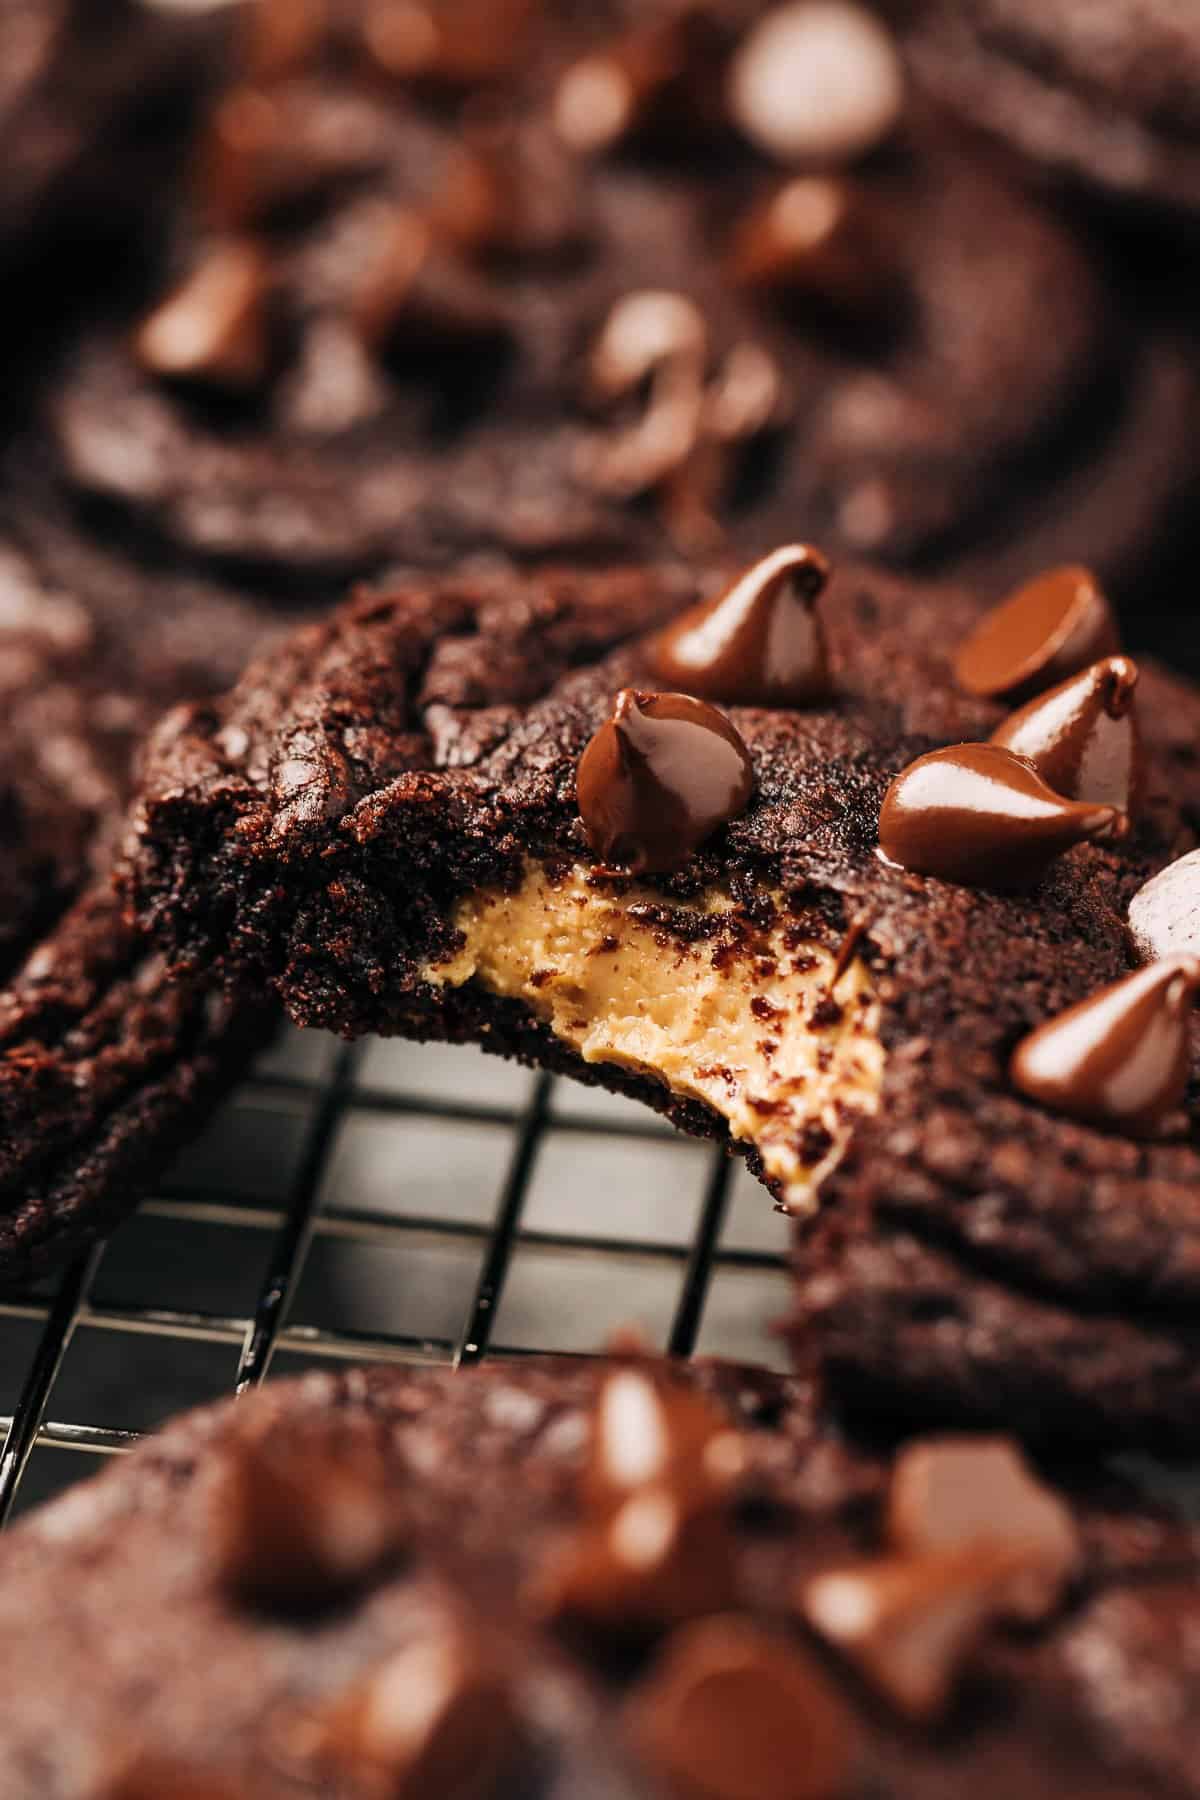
[536,1492,740,1637]
[954,565,1120,704]
[352,208,510,354]
[628,1617,856,1800]
[210,1432,399,1614]
[989,655,1143,822]
[134,240,273,392]
[888,1438,1080,1621]
[359,0,537,87]
[577,689,754,873]
[317,1632,520,1795]
[878,742,1122,888]
[653,544,831,707]
[727,1,904,166]
[728,175,900,324]
[583,1368,747,1518]
[1010,955,1200,1136]
[552,11,729,156]
[1129,850,1200,964]
[802,1545,1036,1721]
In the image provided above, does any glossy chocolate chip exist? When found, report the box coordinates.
[954,566,1119,705]
[577,689,754,873]
[877,743,1121,888]
[134,240,273,391]
[888,1438,1080,1622]
[629,1617,856,1800]
[802,1545,1038,1721]
[352,209,509,354]
[211,1434,398,1613]
[1128,851,1200,964]
[990,655,1142,821]
[1010,954,1200,1136]
[728,175,899,322]
[653,545,832,707]
[727,1,904,165]
[552,11,728,155]
[536,1492,740,1637]
[318,1634,520,1796]
[583,1367,747,1518]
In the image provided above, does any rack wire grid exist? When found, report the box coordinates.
[0,1027,792,1525]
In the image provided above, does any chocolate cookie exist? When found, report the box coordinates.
[41,0,1198,600]
[904,0,1200,220]
[127,548,1200,1446]
[2,1353,1199,1797]
[0,498,303,1286]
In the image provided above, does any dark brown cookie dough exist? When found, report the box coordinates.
[40,0,1199,600]
[1,1355,1198,1797]
[127,550,1200,1445]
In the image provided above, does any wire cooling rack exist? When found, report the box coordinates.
[0,1029,790,1524]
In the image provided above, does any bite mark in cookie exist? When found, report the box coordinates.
[425,866,882,1211]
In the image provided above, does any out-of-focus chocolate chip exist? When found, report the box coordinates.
[210,1432,399,1614]
[134,240,273,392]
[888,1438,1080,1622]
[1010,955,1200,1136]
[877,742,1122,888]
[536,1491,740,1637]
[1128,849,1200,964]
[359,0,539,89]
[316,1632,520,1797]
[552,10,730,156]
[727,1,904,166]
[954,565,1119,705]
[802,1545,1041,1721]
[990,655,1143,822]
[654,543,831,707]
[628,1616,857,1799]
[577,688,754,873]
[583,1367,747,1518]
[352,207,510,354]
[727,175,900,324]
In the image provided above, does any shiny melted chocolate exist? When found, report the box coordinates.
[877,743,1121,888]
[653,544,832,707]
[577,689,754,873]
[990,655,1142,820]
[954,566,1119,704]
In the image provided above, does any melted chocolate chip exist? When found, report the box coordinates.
[135,240,273,391]
[583,1368,747,1517]
[990,655,1143,821]
[653,545,832,707]
[352,209,509,354]
[211,1434,398,1613]
[877,743,1122,888]
[318,1634,520,1795]
[888,1438,1080,1622]
[728,175,900,323]
[1010,954,1200,1136]
[537,1493,740,1637]
[629,1617,856,1800]
[552,11,729,156]
[577,689,754,873]
[954,565,1120,704]
[802,1545,1038,1721]
[1128,850,1200,965]
[727,1,904,166]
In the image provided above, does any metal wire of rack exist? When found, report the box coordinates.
[0,1028,791,1525]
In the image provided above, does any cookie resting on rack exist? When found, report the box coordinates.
[2,1353,1200,1796]
[127,546,1200,1449]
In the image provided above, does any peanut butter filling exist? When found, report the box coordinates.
[422,864,883,1212]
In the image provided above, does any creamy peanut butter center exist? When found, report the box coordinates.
[422,864,883,1211]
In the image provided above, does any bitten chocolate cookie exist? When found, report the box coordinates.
[2,1354,1199,1797]
[904,0,1200,219]
[0,498,305,1286]
[127,548,1200,1447]
[40,0,1198,599]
